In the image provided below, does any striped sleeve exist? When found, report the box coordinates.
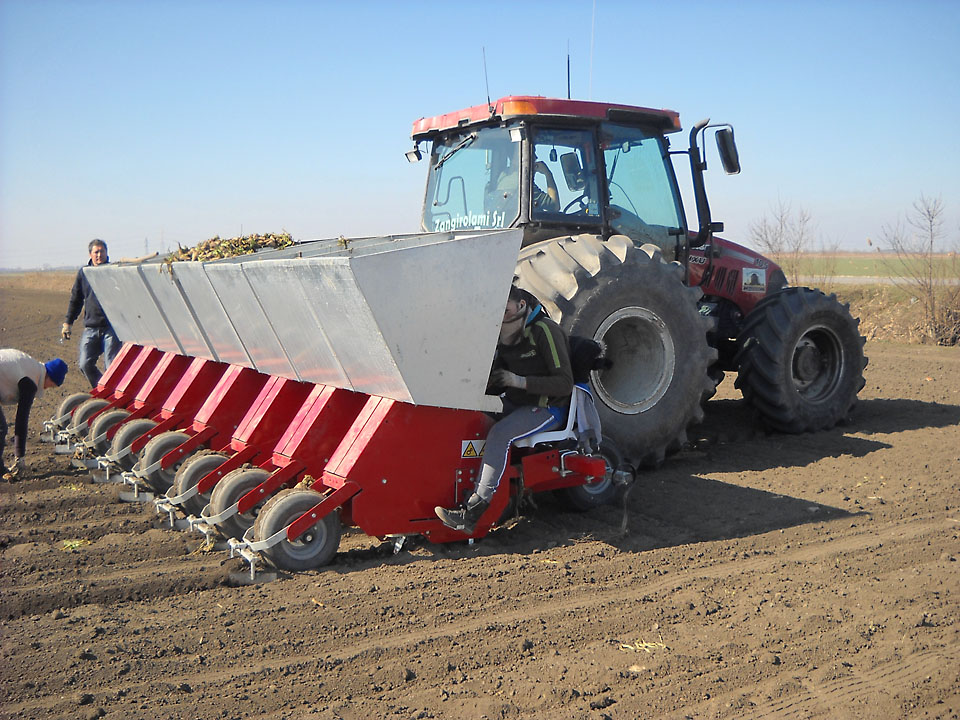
[524,320,574,402]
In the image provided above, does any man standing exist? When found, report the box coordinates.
[62,239,121,387]
[1,349,68,480]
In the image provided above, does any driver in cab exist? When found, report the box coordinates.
[490,152,560,215]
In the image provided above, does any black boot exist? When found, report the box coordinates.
[435,493,489,534]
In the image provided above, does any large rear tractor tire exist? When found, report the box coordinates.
[735,287,867,432]
[139,431,191,493]
[253,488,341,572]
[55,392,91,428]
[516,235,716,466]
[171,450,228,517]
[87,408,131,457]
[208,466,271,540]
[109,418,158,471]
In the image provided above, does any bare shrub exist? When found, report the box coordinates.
[809,236,841,292]
[751,200,810,286]
[880,196,960,345]
[750,200,837,289]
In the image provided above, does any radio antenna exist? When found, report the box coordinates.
[566,40,571,99]
[482,47,492,113]
[589,0,597,99]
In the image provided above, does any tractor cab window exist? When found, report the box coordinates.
[423,127,520,233]
[600,123,685,249]
[530,128,601,223]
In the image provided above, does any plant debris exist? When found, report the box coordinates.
[619,633,669,653]
[163,232,295,265]
[61,539,92,551]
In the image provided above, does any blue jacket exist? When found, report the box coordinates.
[65,260,111,328]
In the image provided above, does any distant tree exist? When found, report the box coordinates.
[880,195,960,345]
[750,200,815,287]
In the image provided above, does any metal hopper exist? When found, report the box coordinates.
[84,229,523,412]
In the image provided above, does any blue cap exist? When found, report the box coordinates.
[44,358,68,386]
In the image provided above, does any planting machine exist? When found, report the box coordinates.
[47,96,866,575]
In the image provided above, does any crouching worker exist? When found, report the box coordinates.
[1,350,68,481]
[435,286,573,533]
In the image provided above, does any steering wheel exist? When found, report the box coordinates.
[563,194,589,214]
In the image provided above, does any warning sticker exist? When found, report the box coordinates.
[742,268,767,293]
[461,440,485,458]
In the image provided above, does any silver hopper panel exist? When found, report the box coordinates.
[83,230,523,412]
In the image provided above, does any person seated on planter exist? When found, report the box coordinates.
[435,285,573,533]
[1,349,68,481]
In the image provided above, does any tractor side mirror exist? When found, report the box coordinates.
[716,128,740,175]
[560,152,585,191]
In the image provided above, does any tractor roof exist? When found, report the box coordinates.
[411,95,682,140]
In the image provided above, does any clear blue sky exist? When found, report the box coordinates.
[1,0,958,269]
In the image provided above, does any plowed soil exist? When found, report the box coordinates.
[2,273,958,720]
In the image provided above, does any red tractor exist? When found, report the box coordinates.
[51,95,868,575]
[408,96,866,481]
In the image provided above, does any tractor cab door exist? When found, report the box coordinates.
[525,123,687,260]
[598,123,688,261]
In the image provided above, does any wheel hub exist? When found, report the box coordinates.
[790,325,844,399]
[592,306,675,415]
[793,340,822,383]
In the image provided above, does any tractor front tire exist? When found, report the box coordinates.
[517,235,716,466]
[254,489,341,572]
[735,287,867,432]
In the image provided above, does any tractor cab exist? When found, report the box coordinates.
[410,96,724,263]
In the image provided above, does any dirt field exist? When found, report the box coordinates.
[2,273,958,720]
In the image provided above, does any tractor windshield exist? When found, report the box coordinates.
[600,123,686,248]
[423,127,520,233]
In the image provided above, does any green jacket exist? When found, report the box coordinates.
[491,313,573,408]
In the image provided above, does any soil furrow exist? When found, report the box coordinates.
[1,283,957,720]
[3,513,952,718]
